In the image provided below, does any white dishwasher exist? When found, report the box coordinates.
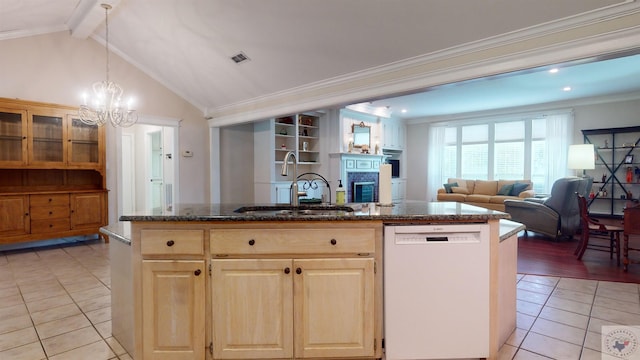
[384,224,490,360]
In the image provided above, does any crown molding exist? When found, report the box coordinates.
[207,1,640,127]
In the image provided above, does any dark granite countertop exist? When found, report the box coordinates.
[119,201,510,222]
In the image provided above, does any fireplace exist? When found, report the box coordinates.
[329,153,385,203]
[347,172,378,202]
[353,182,375,202]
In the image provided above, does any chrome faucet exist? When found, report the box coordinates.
[281,151,300,206]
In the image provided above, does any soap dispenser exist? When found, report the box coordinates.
[336,180,346,204]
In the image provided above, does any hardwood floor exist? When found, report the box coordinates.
[517,230,640,283]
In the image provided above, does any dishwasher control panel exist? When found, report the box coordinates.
[394,231,481,244]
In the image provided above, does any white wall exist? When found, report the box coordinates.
[0,31,209,224]
[405,122,430,201]
[405,96,640,201]
[220,123,255,204]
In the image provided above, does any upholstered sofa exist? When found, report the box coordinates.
[437,178,535,211]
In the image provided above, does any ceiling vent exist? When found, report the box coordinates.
[230,52,250,64]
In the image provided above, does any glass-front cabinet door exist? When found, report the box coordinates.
[67,115,102,167]
[28,110,66,165]
[0,108,28,166]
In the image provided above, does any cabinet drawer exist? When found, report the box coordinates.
[30,205,70,220]
[141,230,204,256]
[30,194,69,207]
[31,218,70,233]
[211,228,375,255]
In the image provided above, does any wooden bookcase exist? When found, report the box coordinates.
[0,98,108,245]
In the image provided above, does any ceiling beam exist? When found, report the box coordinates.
[68,0,121,39]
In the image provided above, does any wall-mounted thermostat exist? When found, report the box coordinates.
[182,150,193,157]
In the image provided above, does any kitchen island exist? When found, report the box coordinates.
[105,201,521,360]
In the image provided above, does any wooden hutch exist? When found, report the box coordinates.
[0,98,108,245]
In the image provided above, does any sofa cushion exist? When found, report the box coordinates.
[449,178,475,193]
[511,182,530,196]
[473,180,498,196]
[443,182,458,193]
[497,184,514,195]
[451,187,470,195]
[438,193,467,202]
[466,194,491,203]
[490,195,519,204]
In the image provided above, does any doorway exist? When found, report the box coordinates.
[120,124,177,214]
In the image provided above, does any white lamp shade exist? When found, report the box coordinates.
[567,144,595,170]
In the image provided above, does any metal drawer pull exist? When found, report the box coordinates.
[330,239,337,245]
[248,239,255,246]
[284,267,290,274]
[296,268,302,274]
[194,269,201,276]
[166,240,175,247]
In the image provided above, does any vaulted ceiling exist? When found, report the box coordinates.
[1,0,639,122]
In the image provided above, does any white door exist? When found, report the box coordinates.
[148,130,163,211]
[120,123,177,215]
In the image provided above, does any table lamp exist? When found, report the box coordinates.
[567,144,595,176]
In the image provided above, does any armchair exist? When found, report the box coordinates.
[504,177,590,240]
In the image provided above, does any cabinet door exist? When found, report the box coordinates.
[0,108,28,166]
[142,260,206,360]
[293,258,375,359]
[67,115,103,168]
[0,195,30,237]
[70,192,105,229]
[28,110,67,165]
[211,259,293,359]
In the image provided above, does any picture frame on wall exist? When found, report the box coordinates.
[625,155,634,164]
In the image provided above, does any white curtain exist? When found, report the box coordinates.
[544,111,574,191]
[426,126,446,201]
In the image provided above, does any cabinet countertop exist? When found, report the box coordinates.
[118,201,510,223]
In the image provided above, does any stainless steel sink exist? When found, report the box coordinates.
[234,205,354,216]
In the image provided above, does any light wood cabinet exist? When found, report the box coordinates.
[293,258,374,358]
[211,259,294,359]
[211,257,374,359]
[0,98,107,245]
[128,222,382,360]
[142,260,206,360]
[210,225,379,359]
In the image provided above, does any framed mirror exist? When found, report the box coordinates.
[352,121,370,148]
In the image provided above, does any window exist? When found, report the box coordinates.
[427,111,572,200]
[494,121,524,180]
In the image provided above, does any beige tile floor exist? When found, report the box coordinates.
[1,238,639,360]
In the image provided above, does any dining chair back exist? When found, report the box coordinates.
[623,205,640,271]
[575,193,623,265]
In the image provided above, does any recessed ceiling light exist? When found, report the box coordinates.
[549,68,559,74]
[563,86,572,92]
[401,109,407,113]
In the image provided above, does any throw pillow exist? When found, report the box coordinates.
[510,182,529,196]
[443,182,458,193]
[497,184,514,195]
[451,187,470,195]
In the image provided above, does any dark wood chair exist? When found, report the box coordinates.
[575,193,623,265]
[623,204,640,272]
